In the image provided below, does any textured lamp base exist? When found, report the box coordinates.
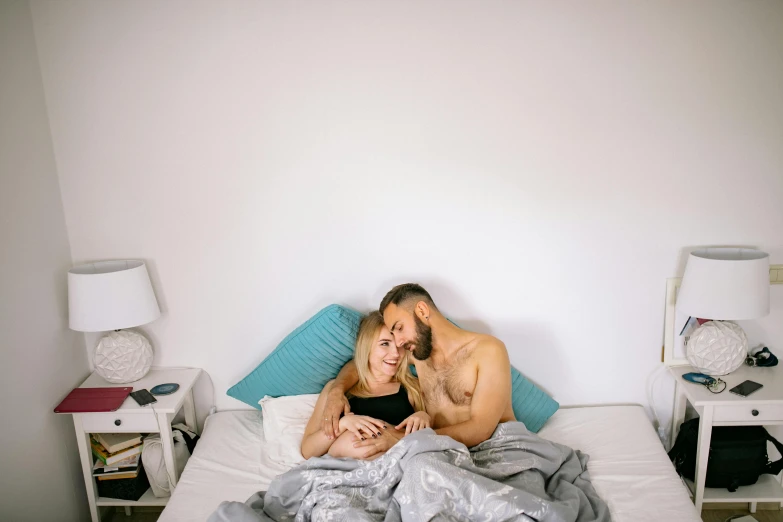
[686,320,748,376]
[94,330,154,384]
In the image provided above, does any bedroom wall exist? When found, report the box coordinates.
[0,1,90,520]
[29,1,783,431]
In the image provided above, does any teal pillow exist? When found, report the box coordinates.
[510,367,559,433]
[227,304,559,432]
[227,304,362,408]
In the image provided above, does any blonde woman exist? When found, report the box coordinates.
[301,311,430,460]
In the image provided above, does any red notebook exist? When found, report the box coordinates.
[54,387,132,413]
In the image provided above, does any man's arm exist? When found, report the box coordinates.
[435,340,511,448]
[321,360,360,438]
[302,382,341,458]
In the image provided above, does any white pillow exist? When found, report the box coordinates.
[259,394,319,468]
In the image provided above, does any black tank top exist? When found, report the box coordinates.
[347,385,414,426]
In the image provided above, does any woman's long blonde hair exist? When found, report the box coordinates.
[348,311,424,412]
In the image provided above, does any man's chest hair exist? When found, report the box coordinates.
[417,348,476,406]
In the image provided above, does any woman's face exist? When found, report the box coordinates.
[369,325,404,378]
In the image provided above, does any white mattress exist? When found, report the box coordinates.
[538,406,699,522]
[158,410,285,522]
[159,406,700,522]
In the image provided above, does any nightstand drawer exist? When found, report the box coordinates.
[713,404,783,423]
[80,412,159,433]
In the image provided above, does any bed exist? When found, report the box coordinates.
[157,405,700,522]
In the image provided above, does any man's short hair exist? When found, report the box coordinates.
[379,283,437,315]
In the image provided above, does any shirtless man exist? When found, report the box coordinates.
[321,283,515,458]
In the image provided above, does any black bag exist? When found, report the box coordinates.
[668,418,783,492]
[96,461,150,501]
[173,424,200,455]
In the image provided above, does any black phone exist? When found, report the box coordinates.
[729,380,763,398]
[130,389,158,407]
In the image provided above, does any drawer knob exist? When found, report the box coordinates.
[752,410,759,417]
[114,419,122,426]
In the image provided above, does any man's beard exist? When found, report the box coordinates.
[407,314,433,361]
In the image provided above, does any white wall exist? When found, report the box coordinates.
[29,1,783,428]
[0,2,90,520]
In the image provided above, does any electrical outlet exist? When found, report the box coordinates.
[772,264,783,284]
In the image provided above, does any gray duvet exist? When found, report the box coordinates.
[208,421,611,522]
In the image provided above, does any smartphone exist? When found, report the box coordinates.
[729,380,763,398]
[130,389,158,407]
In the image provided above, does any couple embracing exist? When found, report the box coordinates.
[301,283,515,460]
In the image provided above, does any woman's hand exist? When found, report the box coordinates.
[353,428,404,459]
[339,414,387,441]
[395,411,431,435]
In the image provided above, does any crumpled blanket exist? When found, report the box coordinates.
[208,421,612,522]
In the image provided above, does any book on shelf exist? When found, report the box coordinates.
[92,454,140,476]
[96,470,139,481]
[95,432,142,454]
[90,437,142,465]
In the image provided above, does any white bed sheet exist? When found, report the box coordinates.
[159,406,700,522]
[538,406,699,522]
[158,410,283,522]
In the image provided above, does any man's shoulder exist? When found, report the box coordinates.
[472,333,506,351]
[465,333,508,361]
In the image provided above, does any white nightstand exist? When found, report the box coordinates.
[66,368,201,522]
[670,364,783,514]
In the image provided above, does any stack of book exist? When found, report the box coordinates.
[91,433,143,481]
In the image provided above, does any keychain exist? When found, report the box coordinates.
[682,372,726,394]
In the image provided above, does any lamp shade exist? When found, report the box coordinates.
[68,260,161,332]
[677,248,770,320]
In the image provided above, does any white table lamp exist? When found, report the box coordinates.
[677,248,770,375]
[68,260,161,383]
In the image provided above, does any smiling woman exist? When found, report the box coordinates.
[348,311,424,415]
[299,311,428,460]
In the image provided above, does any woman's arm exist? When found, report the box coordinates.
[301,381,344,459]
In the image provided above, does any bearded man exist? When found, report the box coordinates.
[321,283,515,458]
